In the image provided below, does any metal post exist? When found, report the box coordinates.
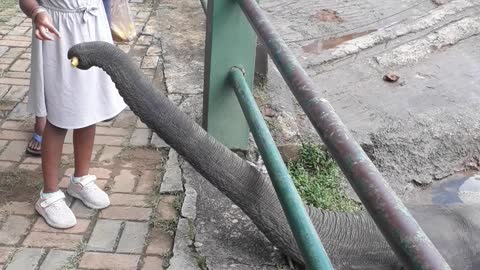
[229,67,334,270]
[199,0,267,87]
[235,0,451,269]
[203,0,257,150]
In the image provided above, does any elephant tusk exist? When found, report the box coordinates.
[71,57,79,67]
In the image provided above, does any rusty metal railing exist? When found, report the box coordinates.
[233,0,451,269]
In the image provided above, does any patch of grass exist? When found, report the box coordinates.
[61,241,87,270]
[173,194,185,212]
[149,217,178,233]
[0,169,42,206]
[187,219,195,241]
[288,143,361,212]
[195,255,208,270]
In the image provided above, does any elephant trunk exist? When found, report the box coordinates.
[67,42,401,269]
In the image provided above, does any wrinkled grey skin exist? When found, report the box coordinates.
[68,42,480,270]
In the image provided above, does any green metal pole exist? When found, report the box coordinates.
[203,0,257,150]
[229,67,333,270]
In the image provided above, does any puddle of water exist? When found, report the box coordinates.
[302,30,376,54]
[431,173,480,206]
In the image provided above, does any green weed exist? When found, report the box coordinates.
[288,143,361,212]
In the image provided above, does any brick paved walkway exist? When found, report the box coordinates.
[0,1,184,269]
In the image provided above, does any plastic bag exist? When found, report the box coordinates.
[110,0,136,43]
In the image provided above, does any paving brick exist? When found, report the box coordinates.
[9,59,29,72]
[3,36,30,43]
[0,130,30,140]
[131,45,148,57]
[146,228,173,255]
[3,86,28,101]
[0,247,15,264]
[110,194,149,207]
[0,84,10,97]
[141,56,159,69]
[1,120,33,131]
[0,139,7,150]
[142,256,164,270]
[0,46,8,57]
[94,135,125,146]
[151,133,169,148]
[23,157,41,164]
[0,40,30,47]
[87,219,122,252]
[32,218,90,234]
[113,111,137,128]
[64,167,112,179]
[136,118,148,128]
[0,58,15,65]
[0,140,28,161]
[98,146,123,163]
[5,248,43,270]
[5,71,30,79]
[62,144,73,155]
[117,221,149,254]
[0,101,16,111]
[0,215,31,245]
[112,169,137,192]
[117,44,131,53]
[96,126,130,136]
[160,150,183,194]
[22,232,82,250]
[168,218,197,269]
[20,52,31,59]
[130,129,150,147]
[0,77,29,86]
[58,177,70,189]
[0,161,17,171]
[135,170,156,194]
[71,200,96,218]
[100,206,152,221]
[9,26,30,35]
[181,184,197,220]
[137,35,153,45]
[0,63,9,72]
[2,48,25,59]
[39,250,74,270]
[18,163,40,171]
[156,195,178,221]
[79,252,140,270]
[7,103,30,120]
[146,44,162,56]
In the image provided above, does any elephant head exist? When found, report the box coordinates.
[68,42,480,269]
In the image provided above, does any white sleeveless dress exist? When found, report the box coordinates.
[28,0,126,129]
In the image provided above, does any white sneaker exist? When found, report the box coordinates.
[35,190,77,229]
[67,175,110,209]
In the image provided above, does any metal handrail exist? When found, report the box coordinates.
[229,67,334,270]
[234,0,451,269]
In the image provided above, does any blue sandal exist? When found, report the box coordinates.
[26,133,42,156]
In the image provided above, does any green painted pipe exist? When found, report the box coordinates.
[229,67,333,270]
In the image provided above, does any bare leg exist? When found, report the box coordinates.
[41,120,67,193]
[27,116,46,154]
[73,125,96,177]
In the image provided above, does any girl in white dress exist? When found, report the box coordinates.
[20,0,126,228]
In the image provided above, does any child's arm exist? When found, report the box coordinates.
[19,0,60,41]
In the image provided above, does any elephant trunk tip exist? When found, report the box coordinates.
[67,41,120,70]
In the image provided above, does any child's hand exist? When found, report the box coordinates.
[34,12,60,41]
